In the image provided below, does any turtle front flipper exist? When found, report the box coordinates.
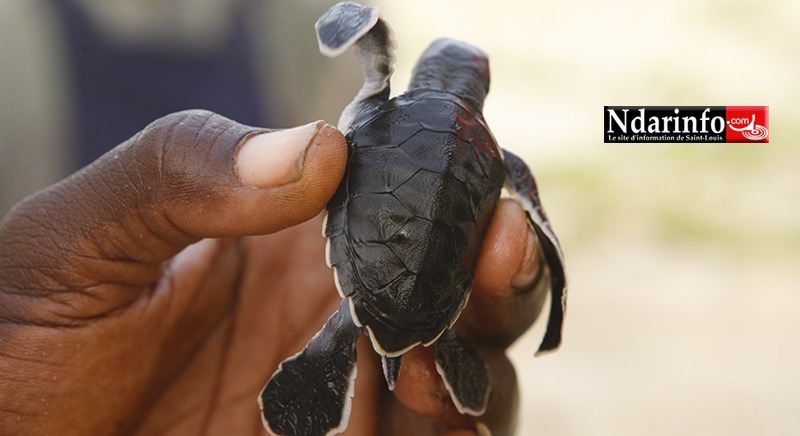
[315,1,396,131]
[259,301,362,436]
[433,328,491,416]
[502,149,567,355]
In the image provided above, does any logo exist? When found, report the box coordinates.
[725,106,769,142]
[604,106,769,143]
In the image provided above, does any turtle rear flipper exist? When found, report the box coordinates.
[502,149,567,355]
[259,301,362,436]
[315,2,396,131]
[433,328,491,416]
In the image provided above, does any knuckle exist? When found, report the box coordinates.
[121,110,233,195]
[128,110,251,186]
[146,109,217,133]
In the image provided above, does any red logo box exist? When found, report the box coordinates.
[726,106,769,143]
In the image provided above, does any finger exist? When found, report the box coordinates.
[458,199,550,349]
[0,110,346,321]
[391,347,518,435]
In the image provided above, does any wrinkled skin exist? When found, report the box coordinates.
[0,110,548,435]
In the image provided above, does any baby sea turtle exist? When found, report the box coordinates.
[258,2,566,435]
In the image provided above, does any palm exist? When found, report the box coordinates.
[127,217,352,434]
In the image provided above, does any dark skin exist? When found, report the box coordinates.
[0,110,549,435]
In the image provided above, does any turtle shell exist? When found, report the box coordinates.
[325,89,505,355]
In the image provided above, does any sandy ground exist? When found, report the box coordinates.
[510,237,800,435]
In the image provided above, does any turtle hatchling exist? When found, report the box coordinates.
[258,2,567,435]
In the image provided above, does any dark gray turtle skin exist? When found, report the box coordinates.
[259,3,567,436]
[328,86,505,355]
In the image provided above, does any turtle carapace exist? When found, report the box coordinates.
[258,3,567,435]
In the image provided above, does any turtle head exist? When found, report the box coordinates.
[408,38,491,109]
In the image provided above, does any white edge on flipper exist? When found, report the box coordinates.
[433,359,490,416]
[258,309,360,436]
[326,364,358,436]
[316,2,396,132]
[503,181,565,263]
[315,6,381,58]
[432,286,490,416]
[258,349,301,436]
[502,174,567,356]
[258,322,327,433]
[259,363,358,436]
[257,385,271,433]
[531,281,559,357]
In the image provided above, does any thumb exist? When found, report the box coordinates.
[0,110,346,318]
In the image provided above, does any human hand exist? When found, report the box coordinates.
[0,110,549,435]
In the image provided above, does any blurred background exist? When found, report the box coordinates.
[1,0,798,434]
